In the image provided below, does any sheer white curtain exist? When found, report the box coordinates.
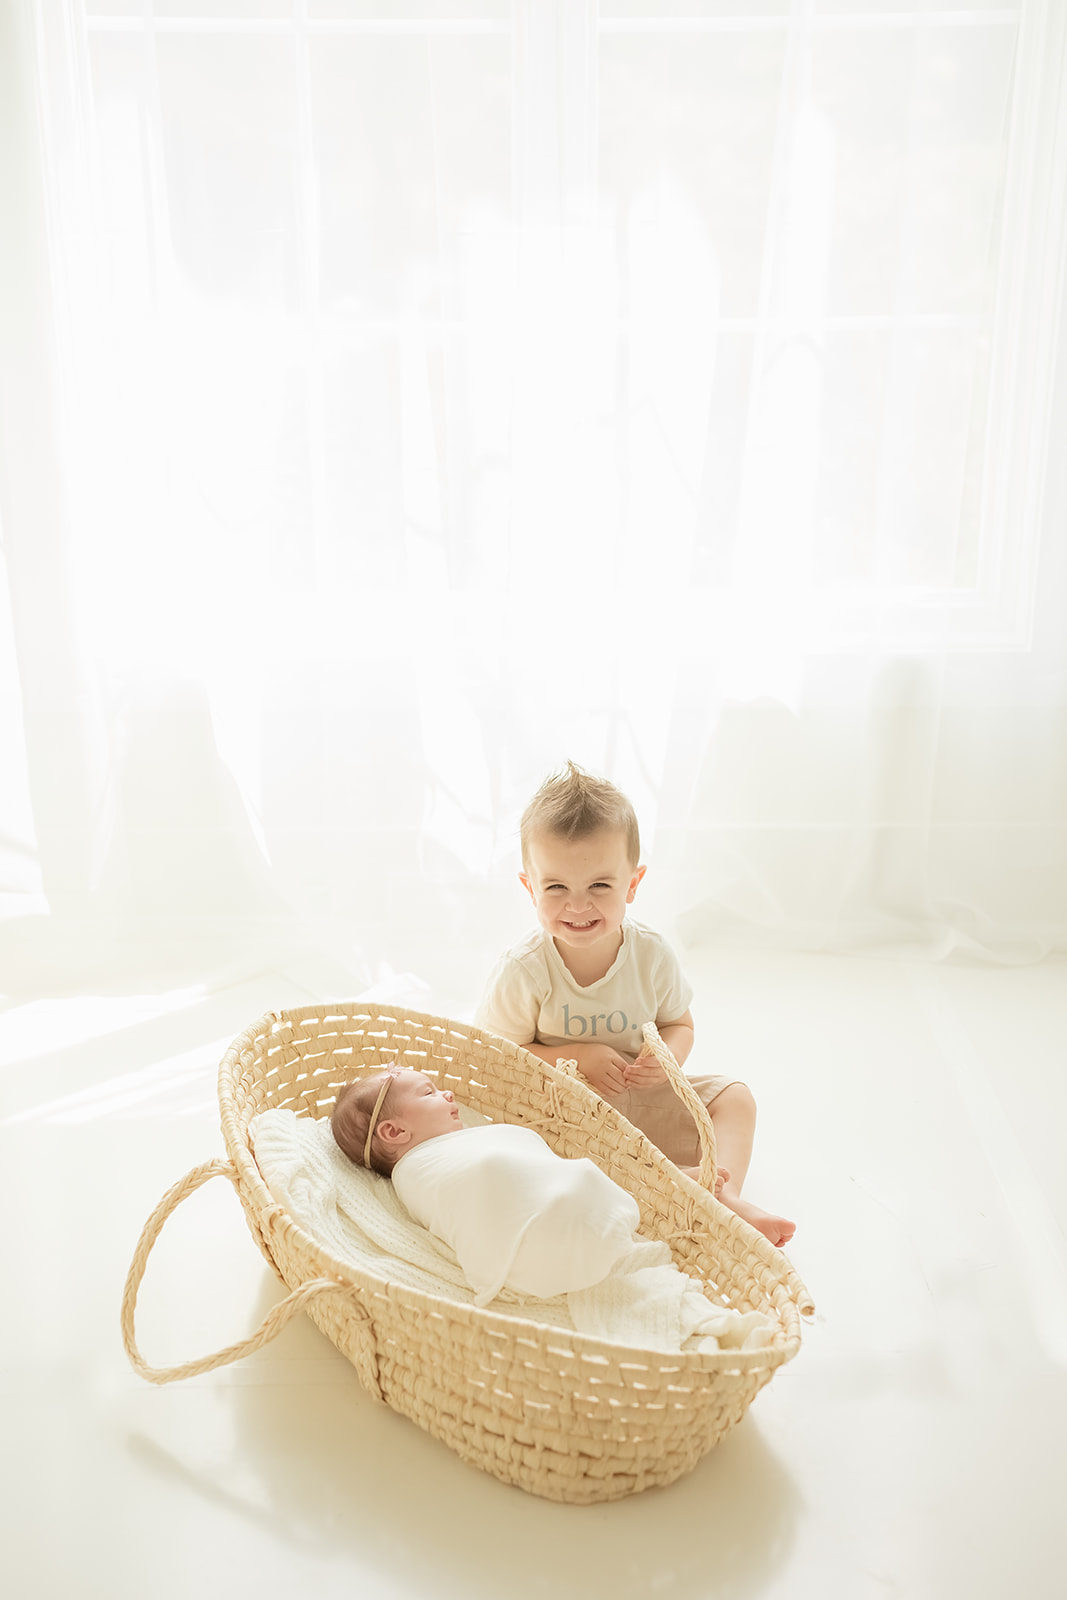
[1,0,1065,1007]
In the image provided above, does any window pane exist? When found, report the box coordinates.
[311,35,510,318]
[157,36,301,307]
[599,32,786,320]
[601,1,788,16]
[85,0,141,16]
[152,0,291,17]
[817,0,1011,14]
[813,23,1016,317]
[308,1,509,19]
[815,326,992,587]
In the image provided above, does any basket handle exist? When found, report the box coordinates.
[556,1023,718,1191]
[637,1022,718,1191]
[121,1158,377,1390]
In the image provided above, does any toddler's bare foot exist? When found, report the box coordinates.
[677,1164,731,1197]
[719,1189,796,1249]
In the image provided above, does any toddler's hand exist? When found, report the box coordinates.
[622,1051,669,1089]
[570,1045,630,1096]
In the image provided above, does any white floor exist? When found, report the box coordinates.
[2,931,1066,1600]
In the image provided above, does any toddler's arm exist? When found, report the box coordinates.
[522,1013,694,1095]
[518,1039,630,1096]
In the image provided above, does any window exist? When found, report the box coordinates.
[28,0,1067,662]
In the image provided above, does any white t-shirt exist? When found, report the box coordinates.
[476,919,694,1057]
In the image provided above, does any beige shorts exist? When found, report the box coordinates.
[598,1074,742,1168]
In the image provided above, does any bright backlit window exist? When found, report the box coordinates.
[31,2,1067,661]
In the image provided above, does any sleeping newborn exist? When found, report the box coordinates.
[331,1066,643,1306]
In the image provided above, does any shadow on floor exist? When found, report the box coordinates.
[124,1275,802,1600]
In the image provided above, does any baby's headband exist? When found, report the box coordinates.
[363,1071,397,1168]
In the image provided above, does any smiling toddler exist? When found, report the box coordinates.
[476,761,795,1247]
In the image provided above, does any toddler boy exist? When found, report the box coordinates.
[477,762,795,1247]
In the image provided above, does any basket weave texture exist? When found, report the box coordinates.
[122,1003,813,1505]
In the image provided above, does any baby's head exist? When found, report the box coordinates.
[332,1067,461,1175]
[519,760,640,873]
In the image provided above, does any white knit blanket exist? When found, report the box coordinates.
[249,1108,773,1354]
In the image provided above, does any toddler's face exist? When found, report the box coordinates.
[387,1070,462,1144]
[521,827,645,955]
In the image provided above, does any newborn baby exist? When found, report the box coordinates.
[331,1067,642,1306]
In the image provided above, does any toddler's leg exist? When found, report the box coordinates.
[707,1085,796,1249]
[618,1075,796,1246]
[707,1082,756,1192]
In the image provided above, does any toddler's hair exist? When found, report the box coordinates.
[332,1070,400,1176]
[520,760,640,870]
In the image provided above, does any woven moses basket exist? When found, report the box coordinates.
[122,1003,813,1504]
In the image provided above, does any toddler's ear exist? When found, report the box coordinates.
[519,872,534,899]
[626,864,647,902]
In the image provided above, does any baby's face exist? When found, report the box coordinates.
[521,826,645,954]
[388,1070,462,1144]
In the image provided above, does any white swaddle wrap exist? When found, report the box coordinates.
[250,1108,775,1353]
[391,1123,641,1308]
